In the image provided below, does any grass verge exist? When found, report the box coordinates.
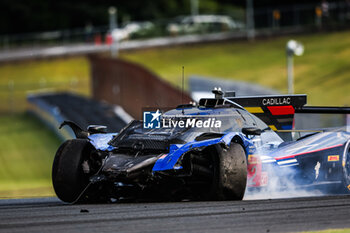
[120,30,350,106]
[0,113,60,198]
[305,229,350,233]
[0,56,90,112]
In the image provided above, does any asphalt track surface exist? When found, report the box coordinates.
[1,195,350,233]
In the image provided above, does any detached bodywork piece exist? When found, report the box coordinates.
[52,89,350,203]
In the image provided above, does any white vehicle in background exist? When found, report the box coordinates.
[167,15,244,35]
[111,21,155,41]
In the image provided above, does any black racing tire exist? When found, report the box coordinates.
[52,139,92,203]
[213,142,247,200]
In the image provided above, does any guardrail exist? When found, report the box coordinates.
[27,92,132,140]
[27,94,74,141]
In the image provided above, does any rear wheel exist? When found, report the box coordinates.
[52,139,93,203]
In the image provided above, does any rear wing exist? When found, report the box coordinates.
[198,89,350,131]
[295,106,350,114]
[228,94,307,131]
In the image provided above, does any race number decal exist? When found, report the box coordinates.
[247,155,268,187]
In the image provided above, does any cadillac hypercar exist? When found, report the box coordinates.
[52,89,350,203]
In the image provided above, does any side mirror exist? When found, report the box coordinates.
[88,125,107,134]
[242,127,261,136]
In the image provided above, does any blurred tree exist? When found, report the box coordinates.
[0,0,344,35]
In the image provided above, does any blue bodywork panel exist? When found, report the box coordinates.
[88,133,117,151]
[152,132,254,171]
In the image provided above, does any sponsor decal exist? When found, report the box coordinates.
[248,146,256,154]
[268,125,277,131]
[245,107,264,113]
[248,154,260,165]
[328,155,339,162]
[262,97,291,106]
[260,172,268,187]
[247,155,268,187]
[314,161,321,179]
[267,105,295,115]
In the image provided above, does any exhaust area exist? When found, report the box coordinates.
[244,154,325,200]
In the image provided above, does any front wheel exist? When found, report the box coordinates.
[52,139,92,203]
[213,142,247,200]
[341,140,350,193]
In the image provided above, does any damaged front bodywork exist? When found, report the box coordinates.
[87,119,252,183]
[65,113,254,202]
[53,102,267,203]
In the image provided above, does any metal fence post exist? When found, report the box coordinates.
[8,80,14,113]
[287,54,294,94]
[191,0,199,16]
[286,40,304,94]
[109,6,118,57]
[315,6,323,28]
[246,0,255,40]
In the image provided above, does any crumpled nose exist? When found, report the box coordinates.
[102,154,158,177]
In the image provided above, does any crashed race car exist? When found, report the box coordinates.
[52,89,350,203]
